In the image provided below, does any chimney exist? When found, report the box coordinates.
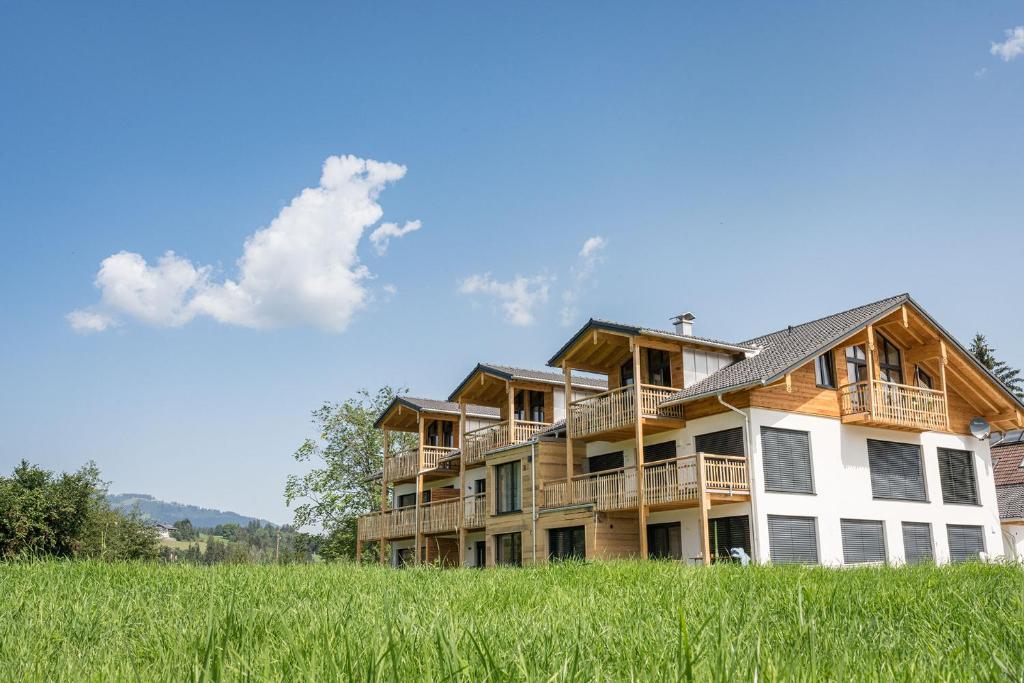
[671,312,696,336]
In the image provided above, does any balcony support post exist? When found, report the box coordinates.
[380,429,389,565]
[633,340,648,559]
[697,451,711,566]
[458,400,467,567]
[507,383,515,445]
[939,341,951,431]
[563,362,574,479]
[414,415,424,566]
[865,324,877,417]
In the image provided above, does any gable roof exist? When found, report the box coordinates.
[661,293,1024,412]
[447,362,606,402]
[547,319,755,367]
[373,396,499,429]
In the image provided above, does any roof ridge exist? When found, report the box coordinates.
[744,293,909,345]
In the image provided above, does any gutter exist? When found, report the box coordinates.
[717,394,762,562]
[531,441,537,564]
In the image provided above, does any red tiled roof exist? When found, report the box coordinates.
[993,441,1024,486]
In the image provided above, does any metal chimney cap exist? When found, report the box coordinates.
[670,312,696,325]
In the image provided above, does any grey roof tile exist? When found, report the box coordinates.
[400,396,499,418]
[662,294,911,404]
[997,483,1024,520]
[448,363,606,401]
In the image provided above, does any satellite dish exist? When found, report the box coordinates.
[969,417,991,440]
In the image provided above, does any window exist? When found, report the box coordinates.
[877,335,903,384]
[938,448,979,505]
[646,349,672,387]
[620,359,634,387]
[529,391,545,422]
[647,523,682,559]
[708,515,751,562]
[397,493,416,508]
[814,352,836,388]
[846,345,868,383]
[588,451,624,473]
[902,522,933,564]
[867,439,927,502]
[494,461,521,514]
[694,427,745,456]
[768,515,818,564]
[395,547,414,567]
[841,519,886,564]
[760,427,814,494]
[495,532,522,566]
[549,526,586,561]
[946,525,985,562]
[915,366,933,389]
[442,421,454,448]
[644,440,677,463]
[474,477,486,494]
[514,390,545,422]
[426,421,439,446]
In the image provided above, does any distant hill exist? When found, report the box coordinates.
[108,493,274,528]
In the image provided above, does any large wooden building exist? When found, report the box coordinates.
[357,294,1024,566]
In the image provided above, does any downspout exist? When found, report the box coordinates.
[531,440,538,564]
[717,394,761,561]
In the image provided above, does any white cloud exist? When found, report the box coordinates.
[457,273,552,326]
[66,309,118,333]
[991,26,1024,61]
[561,236,607,326]
[68,155,416,334]
[369,220,421,255]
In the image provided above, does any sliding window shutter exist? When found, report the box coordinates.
[767,515,818,564]
[708,515,751,558]
[588,451,624,473]
[695,428,745,456]
[938,448,979,505]
[840,519,886,564]
[644,440,677,463]
[760,427,814,494]
[867,440,927,501]
[901,522,933,564]
[946,524,985,562]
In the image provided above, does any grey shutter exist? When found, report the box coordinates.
[760,427,814,494]
[867,440,927,502]
[768,515,818,564]
[902,522,933,564]
[695,427,745,456]
[938,448,979,505]
[645,440,677,463]
[588,451,624,473]
[841,519,886,564]
[708,515,751,559]
[946,524,985,562]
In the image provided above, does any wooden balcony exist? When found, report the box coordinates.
[420,498,460,535]
[462,419,550,465]
[542,453,748,512]
[357,511,383,541]
[462,493,487,529]
[567,384,684,441]
[839,380,948,432]
[356,505,419,541]
[383,446,459,483]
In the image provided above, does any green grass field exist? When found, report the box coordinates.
[2,561,1023,681]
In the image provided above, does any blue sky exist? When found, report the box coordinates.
[2,3,1023,524]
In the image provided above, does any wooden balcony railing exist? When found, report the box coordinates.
[839,380,947,431]
[568,384,684,439]
[386,505,417,538]
[420,499,460,535]
[357,511,383,541]
[462,493,487,528]
[462,420,550,465]
[384,446,459,481]
[542,453,748,511]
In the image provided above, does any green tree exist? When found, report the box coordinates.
[285,387,416,560]
[969,333,1024,399]
[171,519,195,541]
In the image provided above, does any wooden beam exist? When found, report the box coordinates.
[901,304,909,328]
[632,340,647,560]
[912,339,946,361]
[697,451,710,566]
[945,362,1000,413]
[785,373,793,394]
[939,343,951,432]
[414,414,425,566]
[380,428,389,565]
[865,325,877,415]
[563,361,574,479]
[458,401,467,567]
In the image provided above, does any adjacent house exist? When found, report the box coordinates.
[153,523,176,540]
[357,294,1023,567]
[992,430,1024,560]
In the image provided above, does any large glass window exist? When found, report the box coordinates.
[814,352,836,388]
[397,492,416,508]
[495,532,522,566]
[620,359,634,387]
[708,515,751,562]
[646,349,672,387]
[514,390,545,421]
[529,391,545,422]
[549,526,586,561]
[647,523,682,560]
[442,421,454,448]
[846,345,868,383]
[915,366,933,389]
[494,461,521,514]
[878,335,904,384]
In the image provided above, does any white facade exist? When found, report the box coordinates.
[583,407,1003,566]
[1003,522,1024,561]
